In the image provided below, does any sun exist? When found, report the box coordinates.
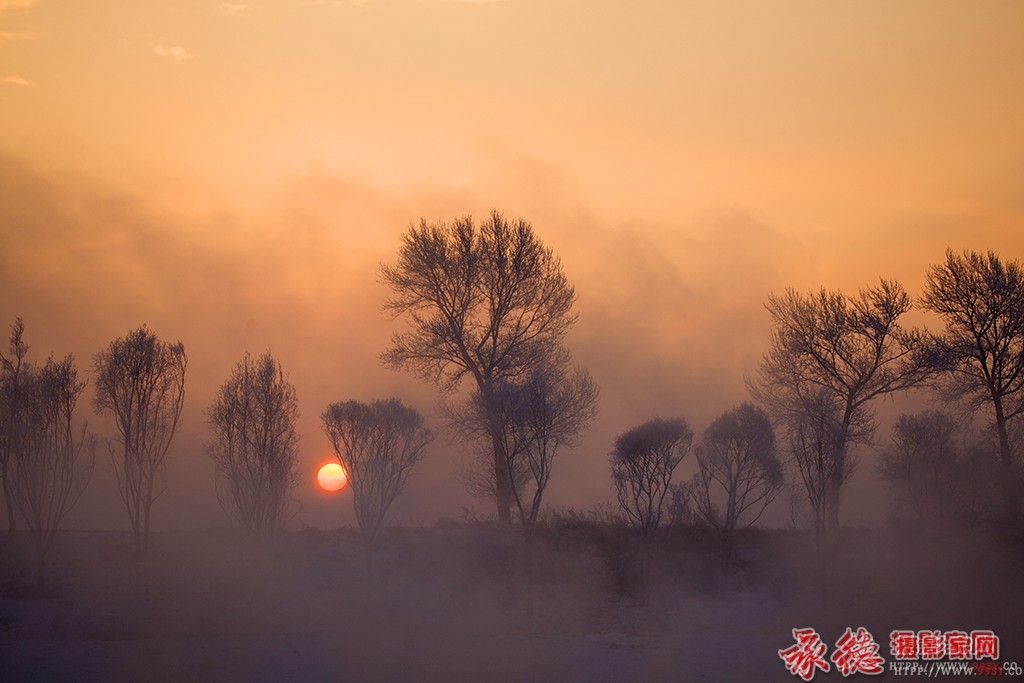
[316,462,348,492]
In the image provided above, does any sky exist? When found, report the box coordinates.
[2,0,1024,531]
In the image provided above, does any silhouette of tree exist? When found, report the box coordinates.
[690,403,782,544]
[207,352,299,535]
[8,352,94,590]
[781,388,864,532]
[94,326,186,558]
[750,280,934,530]
[922,249,1024,524]
[454,350,598,537]
[0,318,30,538]
[877,410,973,526]
[610,417,692,537]
[321,398,432,544]
[381,211,577,523]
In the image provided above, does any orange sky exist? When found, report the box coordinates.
[2,0,1024,530]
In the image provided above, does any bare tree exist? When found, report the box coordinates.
[321,398,433,544]
[381,211,577,523]
[454,352,598,537]
[207,352,299,535]
[0,318,30,538]
[749,280,935,529]
[782,389,863,532]
[94,326,186,558]
[8,354,94,590]
[610,417,693,537]
[877,410,967,525]
[953,433,1007,525]
[921,249,1024,524]
[690,403,783,544]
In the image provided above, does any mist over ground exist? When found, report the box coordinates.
[3,520,1022,682]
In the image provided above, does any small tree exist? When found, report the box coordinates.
[876,410,1003,526]
[8,355,94,590]
[921,249,1024,524]
[610,417,693,537]
[381,211,578,523]
[782,388,866,532]
[750,280,935,529]
[321,398,432,544]
[690,403,783,544]
[0,318,30,538]
[455,352,598,537]
[207,352,300,535]
[94,326,186,558]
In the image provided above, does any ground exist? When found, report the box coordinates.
[1,519,1022,682]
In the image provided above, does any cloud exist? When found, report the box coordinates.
[222,3,248,15]
[0,29,39,42]
[0,0,35,12]
[2,75,32,86]
[154,44,193,60]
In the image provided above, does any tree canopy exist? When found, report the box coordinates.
[922,249,1024,523]
[750,279,934,529]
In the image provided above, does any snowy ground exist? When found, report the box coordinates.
[1,521,1022,682]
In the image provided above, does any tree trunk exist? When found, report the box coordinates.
[993,403,1019,525]
[490,432,513,524]
[1,470,16,538]
[825,481,841,530]
[826,409,854,531]
[480,386,513,523]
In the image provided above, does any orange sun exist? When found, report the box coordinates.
[317,462,348,492]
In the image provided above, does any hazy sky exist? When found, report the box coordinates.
[2,0,1024,530]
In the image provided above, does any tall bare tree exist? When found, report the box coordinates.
[321,398,432,544]
[455,351,598,537]
[690,403,783,544]
[0,318,30,538]
[94,326,186,558]
[207,352,300,535]
[381,211,577,523]
[921,249,1024,524]
[610,417,692,537]
[8,354,94,590]
[750,280,934,529]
